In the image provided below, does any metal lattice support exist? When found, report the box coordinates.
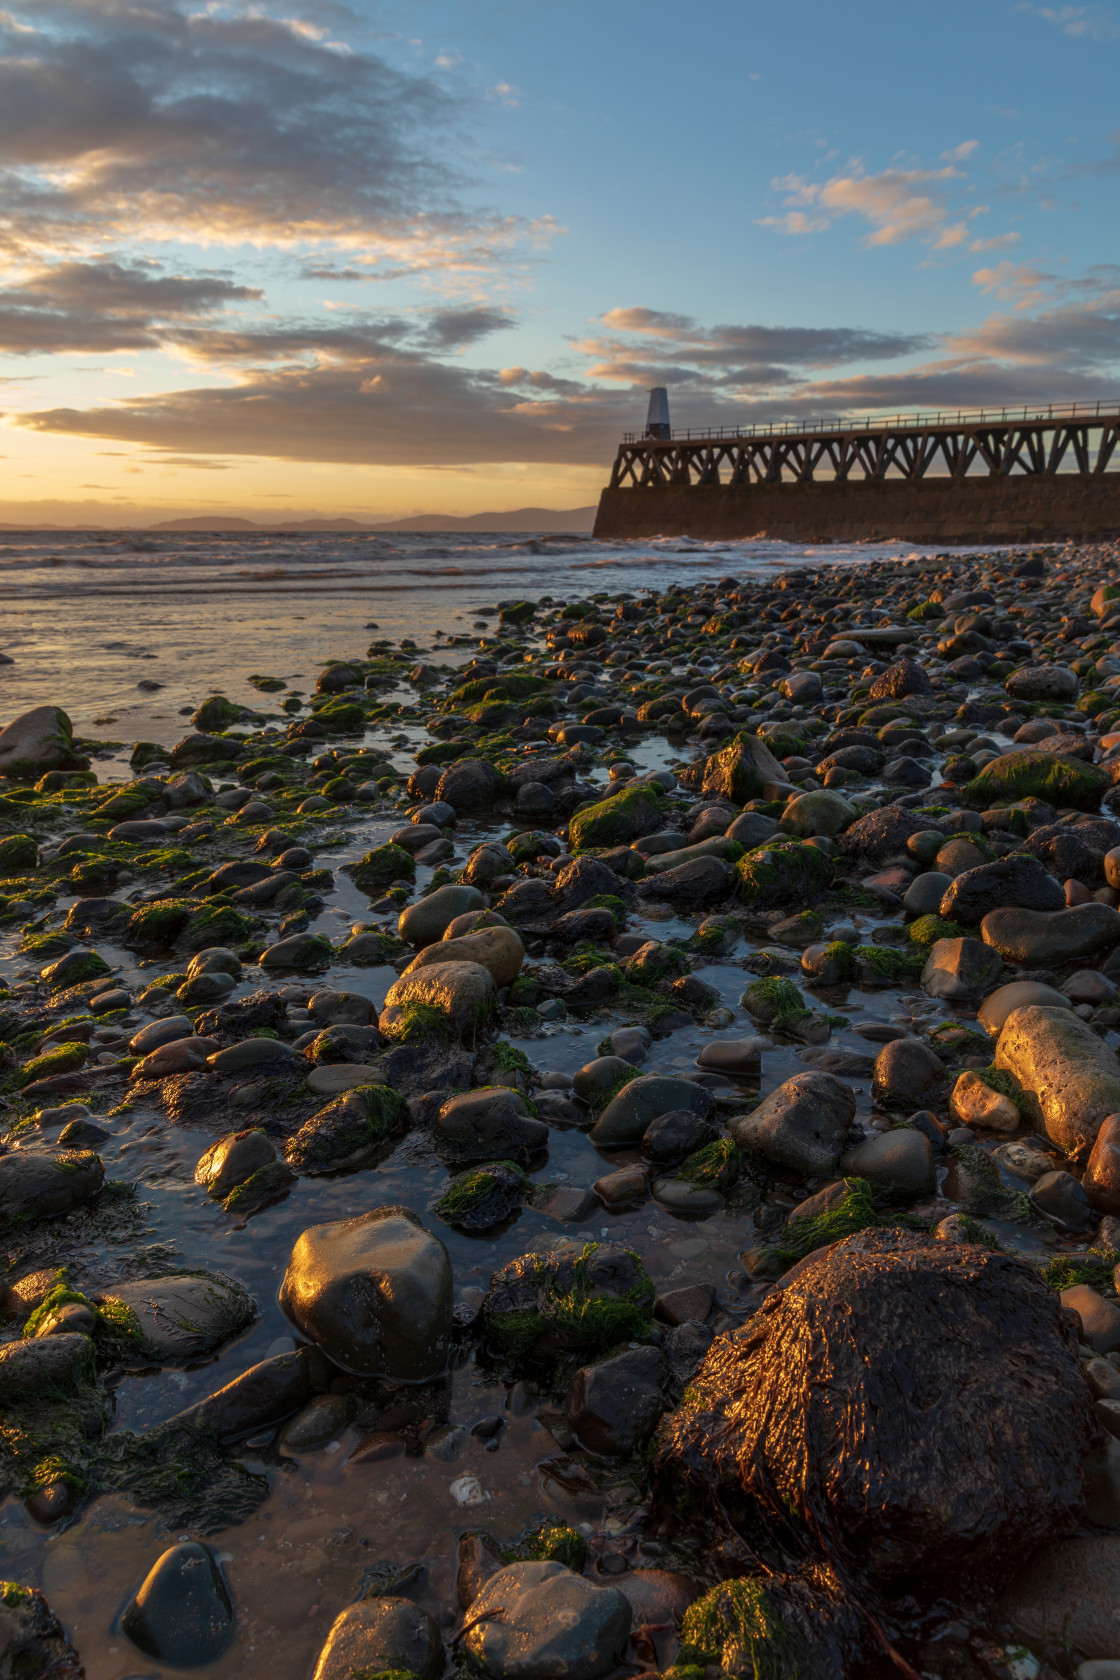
[609,403,1120,491]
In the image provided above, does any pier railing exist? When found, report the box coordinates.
[611,401,1120,489]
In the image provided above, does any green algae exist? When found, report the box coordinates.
[741,976,809,1029]
[964,750,1107,810]
[772,1178,880,1265]
[678,1579,806,1680]
[736,836,832,910]
[348,844,416,893]
[381,1001,452,1045]
[16,1041,90,1087]
[680,1139,741,1191]
[1040,1248,1118,1294]
[521,1521,588,1571]
[434,1161,529,1229]
[855,944,926,979]
[180,904,256,952]
[568,783,661,852]
[483,1240,654,1363]
[907,914,971,946]
[0,835,37,872]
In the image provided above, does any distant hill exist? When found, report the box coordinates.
[148,506,597,534]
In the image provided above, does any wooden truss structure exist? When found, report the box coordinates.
[608,404,1120,490]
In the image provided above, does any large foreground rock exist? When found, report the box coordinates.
[279,1206,452,1379]
[995,1004,1120,1151]
[462,1562,631,1680]
[0,1584,83,1680]
[655,1231,1096,1588]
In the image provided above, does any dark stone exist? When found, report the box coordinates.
[565,1345,670,1455]
[1021,824,1105,884]
[871,1038,945,1108]
[939,855,1065,926]
[1030,1169,1094,1232]
[121,1542,234,1666]
[642,1109,720,1165]
[868,657,932,700]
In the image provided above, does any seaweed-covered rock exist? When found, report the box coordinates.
[94,1272,254,1363]
[434,1160,529,1230]
[279,1206,452,1379]
[0,833,37,871]
[347,842,416,894]
[436,756,503,811]
[0,1583,84,1680]
[655,1230,1096,1588]
[568,783,662,851]
[674,1569,868,1680]
[0,1149,105,1228]
[195,1129,277,1198]
[965,750,1107,811]
[736,836,832,909]
[481,1239,653,1362]
[380,960,495,1044]
[283,1085,409,1174]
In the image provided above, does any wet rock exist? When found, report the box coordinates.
[284,1085,409,1174]
[729,1071,855,1176]
[163,1350,314,1440]
[568,783,662,850]
[902,871,953,916]
[1086,1115,1120,1212]
[380,960,495,1043]
[0,1148,104,1227]
[1032,1170,1094,1232]
[967,749,1107,810]
[279,1205,452,1379]
[1005,663,1079,701]
[258,932,332,973]
[727,811,779,846]
[308,989,373,1026]
[977,979,1073,1036]
[642,1109,720,1166]
[0,706,86,778]
[404,924,524,988]
[995,1004,1120,1150]
[93,1272,251,1362]
[434,1087,548,1165]
[1000,1535,1120,1662]
[311,1595,443,1680]
[981,903,1120,965]
[921,935,1002,1002]
[949,1070,1020,1132]
[456,1531,506,1609]
[0,1583,83,1677]
[564,1345,669,1455]
[939,854,1065,925]
[280,1392,354,1451]
[461,1562,631,1680]
[482,1239,653,1362]
[398,885,486,947]
[674,1568,868,1680]
[868,655,932,698]
[678,731,793,804]
[655,1230,1096,1586]
[696,1036,764,1075]
[121,1543,233,1667]
[837,802,931,864]
[195,1128,278,1198]
[871,1038,945,1108]
[0,1333,94,1401]
[435,1160,529,1229]
[840,1128,935,1197]
[778,789,856,838]
[590,1074,714,1147]
[436,756,503,811]
[208,1037,300,1073]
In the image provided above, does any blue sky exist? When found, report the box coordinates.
[0,0,1117,521]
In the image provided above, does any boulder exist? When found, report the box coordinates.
[433,1087,549,1165]
[868,656,932,699]
[939,855,1065,926]
[640,853,728,903]
[0,1333,95,1402]
[568,783,662,851]
[481,1240,653,1362]
[655,1231,1096,1586]
[284,1085,409,1174]
[980,903,1120,966]
[0,706,86,779]
[921,935,1002,1002]
[461,1562,631,1680]
[380,960,495,1042]
[564,1345,669,1456]
[435,757,502,811]
[680,731,793,804]
[839,1129,935,1197]
[94,1272,254,1362]
[311,1596,443,1680]
[778,790,856,838]
[729,1072,855,1176]
[404,924,524,989]
[977,980,1073,1037]
[0,1149,104,1227]
[996,1004,1120,1151]
[590,1075,715,1148]
[121,1543,234,1668]
[398,883,483,948]
[279,1206,452,1379]
[1000,1535,1120,1662]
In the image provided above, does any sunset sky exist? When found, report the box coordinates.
[1,0,1118,525]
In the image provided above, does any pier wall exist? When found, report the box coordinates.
[592,475,1120,545]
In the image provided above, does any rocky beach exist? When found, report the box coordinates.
[5,539,1120,1680]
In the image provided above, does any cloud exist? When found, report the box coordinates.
[762,159,1020,253]
[0,0,545,272]
[0,258,260,353]
[1023,4,1119,37]
[418,307,514,350]
[941,141,980,161]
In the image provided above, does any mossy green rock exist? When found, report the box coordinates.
[40,948,111,991]
[191,695,246,731]
[965,750,1107,811]
[180,904,255,952]
[679,731,792,803]
[0,1148,104,1223]
[94,1272,254,1363]
[349,844,416,893]
[0,834,37,872]
[434,1160,529,1230]
[481,1239,654,1361]
[736,836,833,909]
[124,899,197,949]
[569,784,661,852]
[17,1041,91,1086]
[284,1085,409,1174]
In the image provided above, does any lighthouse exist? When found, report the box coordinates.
[644,386,671,440]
